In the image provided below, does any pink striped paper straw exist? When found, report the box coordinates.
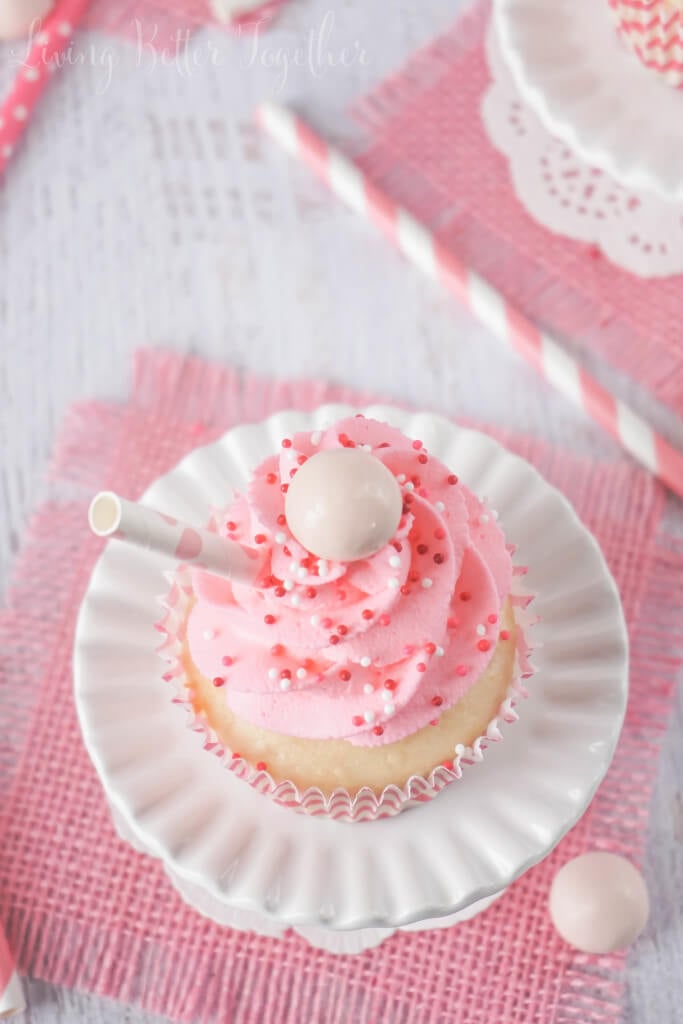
[0,0,91,175]
[88,492,265,583]
[258,101,683,501]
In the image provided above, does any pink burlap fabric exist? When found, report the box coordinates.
[353,1,683,418]
[0,349,680,1024]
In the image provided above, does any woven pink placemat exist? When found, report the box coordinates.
[353,1,683,418]
[0,348,681,1024]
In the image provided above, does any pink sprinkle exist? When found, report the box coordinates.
[379,614,391,627]
[281,438,292,448]
[500,629,510,640]
[425,642,436,655]
[221,656,234,666]
[456,664,469,677]
[488,614,498,624]
[321,617,333,629]
[352,715,364,727]
[416,663,427,673]
[477,639,491,652]
[162,672,173,682]
[412,439,423,450]
[189,421,205,436]
[212,677,226,688]
[403,644,415,656]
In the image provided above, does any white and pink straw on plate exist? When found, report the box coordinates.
[0,0,91,175]
[0,924,24,1018]
[257,101,683,501]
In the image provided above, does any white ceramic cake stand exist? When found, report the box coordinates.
[494,0,683,200]
[74,404,628,953]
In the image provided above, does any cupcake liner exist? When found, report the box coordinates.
[609,0,683,86]
[157,560,537,823]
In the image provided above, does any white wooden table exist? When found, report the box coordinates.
[1,1,681,1019]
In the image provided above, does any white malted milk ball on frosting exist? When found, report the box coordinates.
[285,448,402,561]
[549,852,649,954]
[0,0,53,39]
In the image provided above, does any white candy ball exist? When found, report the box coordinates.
[0,0,53,39]
[285,448,402,562]
[549,852,649,954]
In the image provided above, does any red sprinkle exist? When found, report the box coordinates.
[460,591,472,602]
[433,553,445,565]
[404,493,414,505]
[283,546,291,557]
[281,438,292,448]
[271,644,284,656]
[297,454,307,465]
[384,679,397,691]
[417,453,428,464]
[500,629,510,641]
[477,639,491,652]
[447,474,459,485]
[412,439,423,450]
[162,673,173,682]
[266,472,277,484]
[352,715,364,727]
[378,614,391,627]
[306,587,317,599]
[338,624,349,636]
[254,533,267,545]
[431,695,443,706]
[372,725,385,736]
[434,527,446,540]
[456,664,469,677]
[417,663,427,673]
[337,590,347,601]
[488,614,499,624]
[329,635,340,646]
[400,585,411,596]
[429,719,439,726]
[442,759,454,770]
[289,468,298,478]
[392,541,403,552]
[321,617,333,629]
[276,514,286,526]
[221,656,234,667]
[417,543,429,555]
[280,669,292,680]
[274,587,286,598]
[408,570,420,583]
[226,521,237,532]
[362,609,374,620]
[212,676,226,688]
[425,642,437,655]
[339,669,351,682]
[232,752,241,759]
[447,617,459,630]
[264,614,276,625]
[280,484,289,494]
[256,761,268,771]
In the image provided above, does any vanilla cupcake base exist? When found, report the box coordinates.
[180,601,517,797]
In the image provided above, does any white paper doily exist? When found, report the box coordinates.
[493,0,683,201]
[482,20,683,279]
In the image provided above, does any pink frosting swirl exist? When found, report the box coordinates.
[187,416,513,746]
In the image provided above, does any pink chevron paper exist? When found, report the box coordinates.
[0,348,680,1023]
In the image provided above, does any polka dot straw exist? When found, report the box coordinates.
[257,101,683,501]
[0,0,91,176]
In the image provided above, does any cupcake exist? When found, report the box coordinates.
[609,0,683,86]
[159,415,531,821]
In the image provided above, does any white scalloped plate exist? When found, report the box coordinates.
[494,0,683,200]
[74,405,628,931]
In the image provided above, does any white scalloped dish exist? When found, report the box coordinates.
[74,405,628,930]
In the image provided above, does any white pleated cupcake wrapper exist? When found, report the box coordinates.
[156,557,537,823]
[609,0,683,84]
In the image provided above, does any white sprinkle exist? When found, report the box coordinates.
[202,629,216,640]
[283,580,294,591]
[289,561,298,574]
[13,105,28,121]
[454,744,466,758]
[492,510,499,520]
[397,473,406,484]
[435,501,445,512]
[384,703,396,716]
[291,594,301,607]
[436,646,445,657]
[480,514,489,524]
[275,532,286,544]
[388,577,400,590]
[311,431,322,446]
[476,624,486,637]
[360,656,372,668]
[58,21,73,36]
[363,683,374,695]
[318,560,329,577]
[36,31,49,45]
[421,578,433,589]
[280,678,291,691]
[296,668,308,680]
[310,615,320,626]
[363,710,375,724]
[389,555,401,569]
[297,566,307,579]
[24,67,40,82]
[268,668,278,680]
[404,481,415,492]
[382,689,392,702]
